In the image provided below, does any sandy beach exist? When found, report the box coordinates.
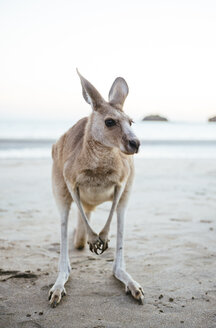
[0,157,216,328]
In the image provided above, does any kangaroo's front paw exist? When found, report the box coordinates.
[126,281,144,305]
[48,285,66,308]
[98,232,109,254]
[87,233,106,255]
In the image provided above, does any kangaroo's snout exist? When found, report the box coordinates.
[128,138,140,153]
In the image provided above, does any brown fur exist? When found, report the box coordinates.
[52,115,133,212]
[48,71,143,308]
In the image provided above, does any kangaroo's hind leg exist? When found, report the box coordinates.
[49,163,72,308]
[113,178,144,304]
[74,210,91,250]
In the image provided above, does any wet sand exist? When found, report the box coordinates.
[0,158,216,328]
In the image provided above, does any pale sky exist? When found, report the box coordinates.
[1,0,216,121]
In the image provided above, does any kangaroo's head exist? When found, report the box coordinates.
[77,69,140,155]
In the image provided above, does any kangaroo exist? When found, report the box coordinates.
[49,70,144,307]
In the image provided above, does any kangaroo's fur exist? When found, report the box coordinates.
[49,70,143,307]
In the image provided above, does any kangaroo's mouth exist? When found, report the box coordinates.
[122,149,139,155]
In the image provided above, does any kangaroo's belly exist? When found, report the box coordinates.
[79,184,115,206]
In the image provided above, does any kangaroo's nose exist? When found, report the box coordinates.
[128,139,140,153]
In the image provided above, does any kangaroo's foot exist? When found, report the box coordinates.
[49,284,66,308]
[48,264,70,308]
[113,267,144,304]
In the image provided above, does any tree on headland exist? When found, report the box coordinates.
[208,116,216,122]
[142,115,168,122]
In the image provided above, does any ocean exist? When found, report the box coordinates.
[0,119,216,159]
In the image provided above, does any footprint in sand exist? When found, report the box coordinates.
[17,321,42,328]
[0,269,38,281]
[0,208,8,213]
[170,218,192,222]
[200,219,212,224]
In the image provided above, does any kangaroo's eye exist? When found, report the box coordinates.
[105,119,116,127]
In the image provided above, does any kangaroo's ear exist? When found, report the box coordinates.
[76,69,105,110]
[108,77,129,111]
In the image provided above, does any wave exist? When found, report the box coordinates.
[1,138,216,159]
